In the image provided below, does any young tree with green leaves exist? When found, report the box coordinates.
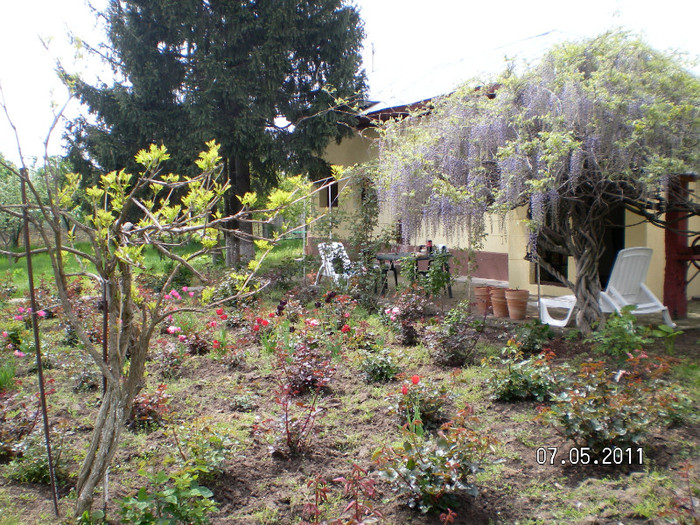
[0,139,326,516]
[376,32,700,333]
[67,0,366,265]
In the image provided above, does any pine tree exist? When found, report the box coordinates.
[68,0,366,263]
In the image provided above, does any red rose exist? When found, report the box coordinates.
[216,308,224,316]
[256,317,263,324]
[401,384,408,395]
[253,324,260,332]
[213,340,220,349]
[261,319,269,327]
[411,375,420,385]
[341,324,350,333]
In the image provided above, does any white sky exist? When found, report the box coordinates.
[1,0,698,165]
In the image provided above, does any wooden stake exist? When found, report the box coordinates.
[20,167,60,517]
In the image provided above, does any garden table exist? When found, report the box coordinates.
[375,251,452,297]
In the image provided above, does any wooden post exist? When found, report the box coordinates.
[20,168,60,516]
[663,178,690,319]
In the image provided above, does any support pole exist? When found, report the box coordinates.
[663,178,690,319]
[20,167,60,517]
[101,279,109,518]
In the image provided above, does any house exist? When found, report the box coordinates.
[314,100,700,318]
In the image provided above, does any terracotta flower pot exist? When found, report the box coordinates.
[474,286,492,316]
[489,287,509,317]
[505,288,530,320]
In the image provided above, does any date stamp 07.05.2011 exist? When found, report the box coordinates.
[536,447,643,466]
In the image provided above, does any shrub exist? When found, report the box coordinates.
[167,420,236,480]
[271,383,325,457]
[212,270,262,306]
[442,302,479,335]
[120,469,217,524]
[588,306,651,356]
[486,342,559,402]
[393,289,432,323]
[428,327,482,367]
[541,352,695,452]
[512,320,554,354]
[360,348,401,383]
[6,431,68,485]
[153,343,186,379]
[543,361,649,452]
[655,384,698,427]
[127,384,171,432]
[0,392,39,459]
[280,340,336,396]
[2,321,25,351]
[427,304,484,367]
[651,324,685,355]
[359,348,401,383]
[375,411,494,513]
[423,251,453,298]
[332,463,384,523]
[347,263,383,314]
[388,289,433,346]
[389,376,452,431]
[186,333,211,356]
[219,350,245,371]
[72,369,101,393]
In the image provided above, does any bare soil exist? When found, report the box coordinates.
[0,314,698,525]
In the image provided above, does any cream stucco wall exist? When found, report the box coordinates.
[324,131,377,166]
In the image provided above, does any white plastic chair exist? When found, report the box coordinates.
[315,242,352,285]
[599,247,675,327]
[539,295,577,327]
[539,247,675,328]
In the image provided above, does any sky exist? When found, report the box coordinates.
[0,0,698,166]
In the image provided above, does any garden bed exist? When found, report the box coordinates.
[0,281,698,525]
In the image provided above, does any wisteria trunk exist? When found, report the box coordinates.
[571,233,605,334]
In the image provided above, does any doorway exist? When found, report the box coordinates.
[598,205,626,288]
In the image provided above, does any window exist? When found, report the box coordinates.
[318,178,339,208]
[534,249,568,286]
[528,204,568,286]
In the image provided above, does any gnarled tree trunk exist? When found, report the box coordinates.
[569,203,607,334]
[73,265,149,517]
